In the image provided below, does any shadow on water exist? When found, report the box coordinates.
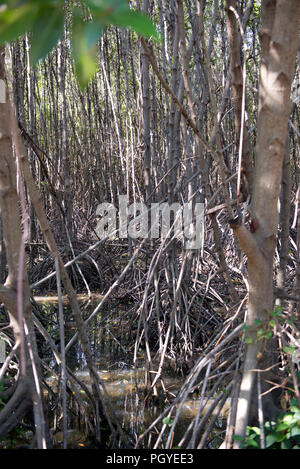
[35,295,226,449]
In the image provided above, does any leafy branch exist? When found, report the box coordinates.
[0,0,159,88]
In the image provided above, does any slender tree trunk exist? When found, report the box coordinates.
[225,0,254,200]
[141,0,152,205]
[276,138,291,303]
[0,46,48,448]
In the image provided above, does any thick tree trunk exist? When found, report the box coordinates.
[231,0,300,447]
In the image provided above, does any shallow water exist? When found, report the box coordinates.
[37,296,226,448]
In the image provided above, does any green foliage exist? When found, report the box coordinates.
[30,3,65,64]
[162,416,174,427]
[71,8,100,89]
[253,0,261,19]
[250,306,297,343]
[243,305,298,348]
[270,305,284,320]
[248,0,261,29]
[283,345,297,356]
[235,400,300,449]
[0,0,159,88]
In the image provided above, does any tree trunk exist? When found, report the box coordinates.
[225,0,254,200]
[0,46,48,448]
[231,0,300,446]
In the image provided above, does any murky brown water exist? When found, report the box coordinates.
[37,296,226,449]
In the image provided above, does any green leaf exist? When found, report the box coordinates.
[246,438,259,448]
[85,0,128,11]
[29,4,65,65]
[276,422,289,432]
[71,13,101,89]
[281,439,291,449]
[85,1,159,40]
[282,414,299,425]
[291,426,300,437]
[283,346,297,355]
[274,432,287,443]
[264,331,273,340]
[163,416,174,426]
[264,420,277,431]
[249,427,261,435]
[270,306,284,318]
[265,433,277,447]
[108,10,159,40]
[291,397,300,407]
[0,3,39,44]
[245,337,253,344]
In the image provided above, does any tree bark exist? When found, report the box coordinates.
[141,0,152,205]
[0,46,48,448]
[225,0,254,200]
[231,0,300,446]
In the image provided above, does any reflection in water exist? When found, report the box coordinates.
[38,297,226,448]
